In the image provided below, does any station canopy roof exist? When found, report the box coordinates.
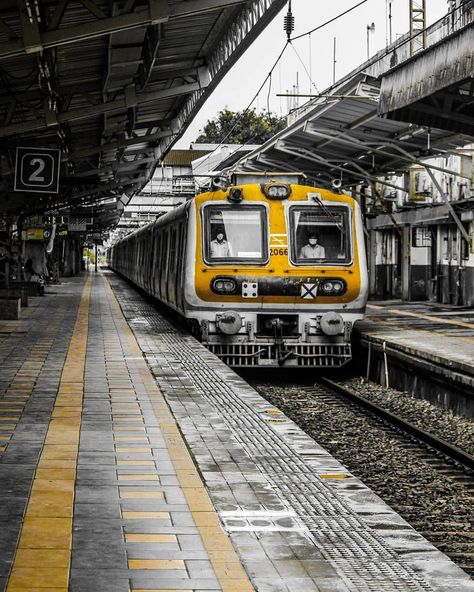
[235,72,473,196]
[0,0,286,228]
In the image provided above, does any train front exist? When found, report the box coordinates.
[185,176,368,367]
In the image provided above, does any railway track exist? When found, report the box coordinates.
[319,376,474,471]
[245,373,474,577]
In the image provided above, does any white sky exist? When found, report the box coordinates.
[176,0,449,147]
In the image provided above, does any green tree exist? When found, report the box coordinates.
[195,108,286,144]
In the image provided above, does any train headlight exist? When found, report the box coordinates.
[211,277,237,294]
[262,182,291,200]
[320,279,346,295]
[320,312,344,336]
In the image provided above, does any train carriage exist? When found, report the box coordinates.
[108,173,368,367]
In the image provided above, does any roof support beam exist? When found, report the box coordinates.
[0,81,203,137]
[423,167,470,242]
[0,0,247,59]
[65,129,174,161]
[303,122,471,180]
[274,140,408,194]
[18,0,42,54]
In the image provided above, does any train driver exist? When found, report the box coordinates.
[300,233,325,259]
[210,230,233,258]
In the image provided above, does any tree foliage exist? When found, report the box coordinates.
[195,108,286,144]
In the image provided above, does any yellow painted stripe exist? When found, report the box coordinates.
[120,491,164,500]
[6,276,92,592]
[104,277,254,592]
[128,559,185,570]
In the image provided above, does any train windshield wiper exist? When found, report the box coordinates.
[312,195,345,235]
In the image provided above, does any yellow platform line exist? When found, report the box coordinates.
[104,276,254,592]
[6,276,92,592]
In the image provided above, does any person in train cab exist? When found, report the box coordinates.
[210,231,233,257]
[300,234,325,259]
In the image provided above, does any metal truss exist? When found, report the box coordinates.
[0,0,249,59]
[155,0,288,163]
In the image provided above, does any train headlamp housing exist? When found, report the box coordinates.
[320,279,346,295]
[228,187,244,203]
[211,277,237,295]
[262,182,291,200]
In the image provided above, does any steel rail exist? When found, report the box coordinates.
[319,376,474,471]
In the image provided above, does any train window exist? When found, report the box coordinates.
[203,205,268,264]
[289,206,351,265]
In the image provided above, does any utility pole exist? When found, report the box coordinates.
[387,0,393,45]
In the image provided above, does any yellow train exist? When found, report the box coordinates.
[108,173,368,367]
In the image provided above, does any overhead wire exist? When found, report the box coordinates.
[187,0,373,177]
[290,0,369,42]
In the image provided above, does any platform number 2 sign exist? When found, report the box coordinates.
[14,147,60,194]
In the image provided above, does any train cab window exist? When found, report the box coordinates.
[203,205,268,264]
[290,206,351,265]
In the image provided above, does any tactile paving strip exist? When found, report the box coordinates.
[107,272,473,592]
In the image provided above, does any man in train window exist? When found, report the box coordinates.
[210,230,233,258]
[300,233,325,259]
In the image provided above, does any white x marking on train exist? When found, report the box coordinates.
[301,283,317,299]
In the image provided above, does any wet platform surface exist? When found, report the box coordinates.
[356,301,474,378]
[1,272,473,591]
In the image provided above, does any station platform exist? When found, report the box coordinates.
[1,271,473,592]
[354,300,474,395]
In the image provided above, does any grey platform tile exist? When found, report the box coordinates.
[0,549,15,578]
[71,541,128,569]
[0,447,42,465]
[177,534,206,551]
[79,442,116,453]
[77,452,118,464]
[120,502,187,513]
[249,577,290,592]
[69,572,130,592]
[0,497,28,519]
[126,548,209,561]
[74,485,120,504]
[74,503,123,520]
[184,559,216,579]
[123,524,200,536]
[129,576,221,590]
[115,453,155,461]
[76,468,119,481]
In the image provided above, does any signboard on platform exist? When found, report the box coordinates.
[14,147,60,194]
[21,228,44,241]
